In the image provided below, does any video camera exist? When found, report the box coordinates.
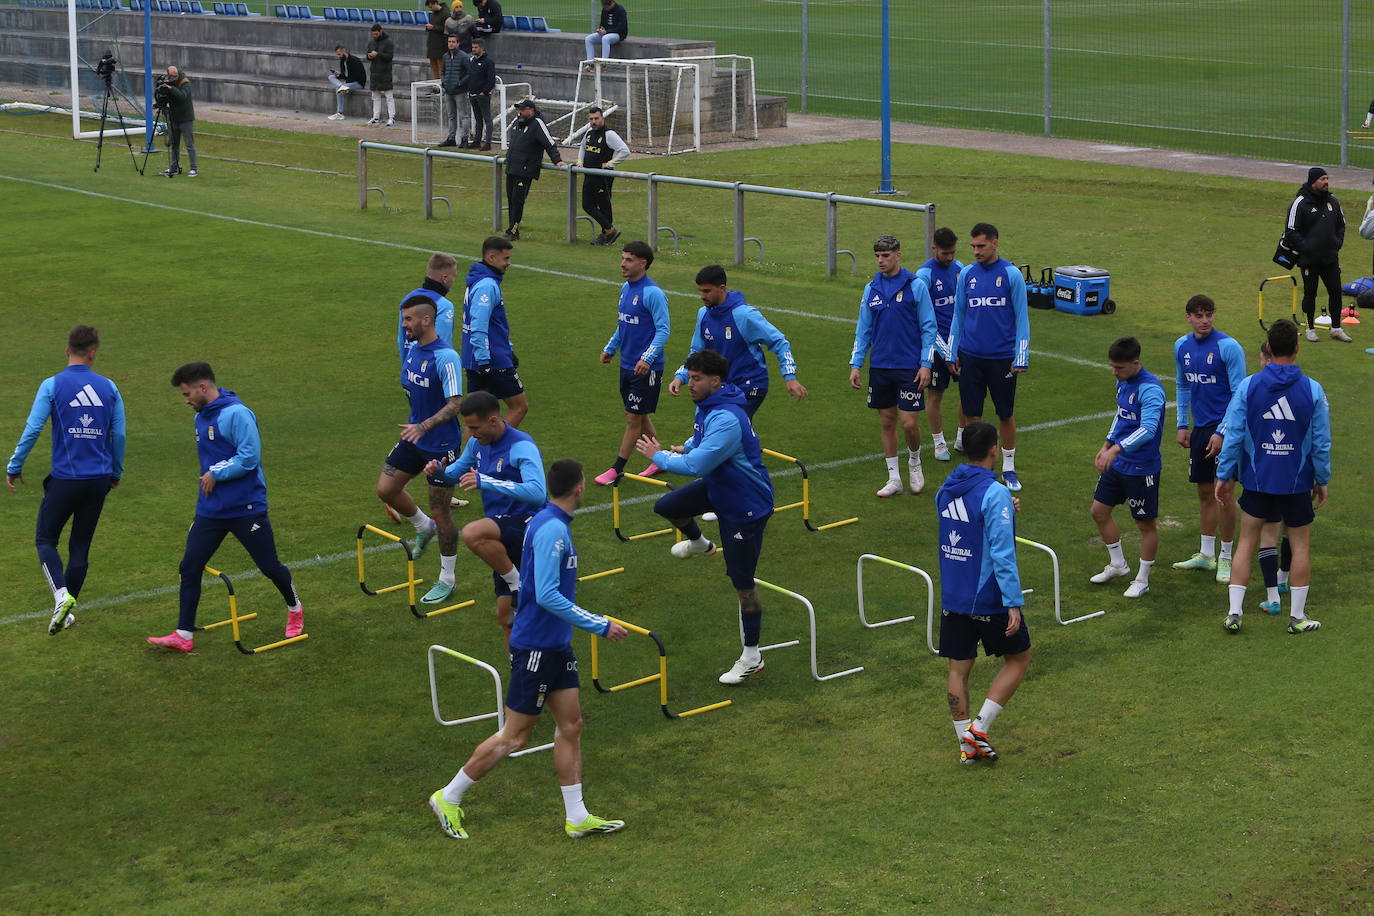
[152,72,176,110]
[95,52,117,82]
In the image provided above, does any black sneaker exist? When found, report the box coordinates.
[503,227,520,241]
[604,227,621,245]
[438,137,457,147]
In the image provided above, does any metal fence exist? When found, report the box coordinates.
[537,0,1374,169]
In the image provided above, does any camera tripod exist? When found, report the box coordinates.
[93,66,144,175]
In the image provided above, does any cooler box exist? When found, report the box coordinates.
[1053,266,1115,316]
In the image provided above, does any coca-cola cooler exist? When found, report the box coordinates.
[1052,266,1115,316]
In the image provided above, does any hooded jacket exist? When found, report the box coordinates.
[935,464,1022,615]
[193,391,269,519]
[366,30,395,91]
[162,71,194,123]
[850,267,938,370]
[462,260,514,369]
[674,290,798,392]
[651,383,773,524]
[1216,362,1331,495]
[505,110,562,179]
[1285,182,1345,266]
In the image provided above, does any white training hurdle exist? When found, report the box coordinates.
[428,645,554,757]
[855,553,938,655]
[752,577,864,682]
[1016,536,1106,625]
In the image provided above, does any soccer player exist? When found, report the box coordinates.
[7,325,124,635]
[593,241,670,486]
[428,458,628,841]
[935,421,1030,764]
[375,297,463,604]
[463,236,528,428]
[1216,319,1331,635]
[1088,337,1165,598]
[948,222,1030,491]
[424,391,545,644]
[396,253,458,358]
[635,349,775,685]
[849,234,938,497]
[668,264,807,420]
[1253,340,1292,617]
[148,363,304,652]
[914,227,965,460]
[1170,294,1246,582]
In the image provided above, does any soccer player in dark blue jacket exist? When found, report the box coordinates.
[914,227,965,460]
[7,325,125,635]
[594,241,671,486]
[636,349,775,685]
[948,222,1030,491]
[935,421,1030,764]
[463,236,527,428]
[428,459,628,841]
[148,363,304,653]
[1088,338,1166,599]
[1216,319,1331,635]
[849,235,939,498]
[1171,294,1246,582]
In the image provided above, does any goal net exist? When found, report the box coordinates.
[66,2,150,140]
[410,77,531,148]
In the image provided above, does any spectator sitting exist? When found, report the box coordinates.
[472,0,501,38]
[585,0,628,61]
[444,0,475,52]
[424,0,448,80]
[327,43,366,121]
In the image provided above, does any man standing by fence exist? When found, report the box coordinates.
[503,99,564,240]
[579,106,630,246]
[438,35,471,147]
[466,38,495,151]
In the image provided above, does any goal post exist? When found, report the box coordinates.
[65,0,152,142]
[410,77,531,148]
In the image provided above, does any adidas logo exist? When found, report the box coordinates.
[68,384,104,408]
[250,523,261,532]
[733,532,744,540]
[1262,396,1296,421]
[947,530,962,547]
[940,497,970,523]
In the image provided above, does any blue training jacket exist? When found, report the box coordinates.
[8,364,125,480]
[936,464,1023,615]
[673,290,798,392]
[403,338,463,453]
[510,503,612,651]
[604,274,670,372]
[914,257,964,353]
[193,391,268,519]
[949,258,1030,367]
[462,261,516,370]
[1174,329,1246,430]
[396,279,456,362]
[1105,367,1166,477]
[652,383,773,524]
[850,268,938,370]
[438,423,546,518]
[1216,363,1331,495]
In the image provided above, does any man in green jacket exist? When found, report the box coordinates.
[366,23,396,127]
[159,66,197,178]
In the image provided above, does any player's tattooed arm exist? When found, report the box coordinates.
[419,395,463,434]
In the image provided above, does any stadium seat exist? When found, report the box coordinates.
[359,7,372,20]
[346,6,361,20]
[373,10,387,22]
[386,8,400,23]
[179,0,193,11]
[530,16,558,32]
[274,3,286,14]
[396,9,411,23]
[515,15,531,31]
[322,6,335,18]
[190,0,205,11]
[235,2,254,14]
[501,14,513,29]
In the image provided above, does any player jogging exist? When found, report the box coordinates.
[1216,319,1331,635]
[935,421,1031,764]
[1088,337,1166,599]
[463,235,528,428]
[7,325,125,635]
[948,222,1030,491]
[593,241,670,486]
[426,391,546,644]
[428,458,628,840]
[1170,294,1245,582]
[148,363,304,653]
[849,234,938,497]
[635,349,775,685]
[914,227,965,460]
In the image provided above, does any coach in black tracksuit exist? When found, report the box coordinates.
[1285,166,1347,341]
[503,99,563,240]
[579,106,630,245]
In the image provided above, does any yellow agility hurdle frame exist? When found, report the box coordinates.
[356,523,475,618]
[201,565,309,655]
[1258,274,1298,331]
[761,448,859,532]
[589,614,733,719]
[611,472,684,543]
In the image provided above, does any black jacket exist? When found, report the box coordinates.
[1285,183,1345,266]
[366,31,395,91]
[335,53,366,88]
[599,2,627,38]
[466,51,496,95]
[474,0,501,34]
[425,8,449,59]
[505,112,562,179]
[440,48,470,93]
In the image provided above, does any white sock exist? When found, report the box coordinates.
[932,432,947,448]
[908,448,921,468]
[500,567,521,591]
[1219,541,1234,561]
[1289,585,1309,620]
[53,586,70,608]
[176,628,194,640]
[439,553,457,587]
[406,509,432,532]
[741,645,761,664]
[955,427,964,449]
[1106,541,1126,568]
[1002,448,1016,473]
[953,717,971,748]
[1136,558,1155,585]
[884,456,899,479]
[561,783,590,823]
[1266,586,1280,604]
[690,535,711,550]
[288,601,303,613]
[1200,535,1216,558]
[1277,569,1289,587]
[442,767,476,805]
[973,698,1003,734]
[1228,584,1246,616]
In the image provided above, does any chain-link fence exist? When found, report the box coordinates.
[541,0,1374,168]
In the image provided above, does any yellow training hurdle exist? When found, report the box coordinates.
[589,614,733,719]
[761,448,859,532]
[201,565,309,655]
[356,523,475,618]
[1258,274,1297,331]
[611,472,684,543]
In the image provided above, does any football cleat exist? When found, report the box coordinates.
[670,538,716,559]
[1090,563,1131,584]
[285,607,305,639]
[1222,613,1243,633]
[565,813,625,838]
[1214,557,1232,583]
[1258,600,1282,615]
[636,462,662,478]
[908,464,925,495]
[1123,580,1150,598]
[1287,617,1322,634]
[933,442,952,462]
[412,520,438,558]
[1330,327,1354,342]
[1001,470,1022,492]
[719,655,764,685]
[428,791,468,839]
[876,479,903,498]
[593,467,620,486]
[421,582,455,605]
[1171,552,1217,572]
[1277,582,1290,595]
[961,727,998,761]
[147,631,194,652]
[48,594,77,636]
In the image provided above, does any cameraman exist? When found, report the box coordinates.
[158,66,197,179]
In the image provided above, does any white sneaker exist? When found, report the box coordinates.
[719,655,764,685]
[908,464,925,495]
[385,118,395,127]
[327,112,345,120]
[876,479,903,498]
[670,538,716,559]
[1090,563,1131,584]
[187,169,197,177]
[933,442,951,462]
[1331,327,1354,342]
[1305,328,1319,342]
[366,118,380,126]
[1123,579,1150,598]
[336,85,350,94]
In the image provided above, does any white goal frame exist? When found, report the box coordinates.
[572,58,701,154]
[410,77,530,149]
[66,0,149,140]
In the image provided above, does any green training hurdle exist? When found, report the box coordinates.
[855,553,937,655]
[752,576,864,682]
[356,523,476,619]
[761,447,860,532]
[201,565,309,656]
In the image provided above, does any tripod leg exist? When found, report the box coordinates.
[94,84,111,172]
[106,90,142,175]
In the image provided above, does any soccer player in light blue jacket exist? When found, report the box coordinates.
[948,222,1030,491]
[935,421,1030,765]
[913,227,965,460]
[1215,319,1331,635]
[395,253,458,360]
[463,236,528,427]
[428,459,629,842]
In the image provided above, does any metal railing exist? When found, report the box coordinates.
[357,140,935,275]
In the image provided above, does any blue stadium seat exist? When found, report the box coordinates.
[373,10,387,23]
[191,0,205,11]
[396,9,411,23]
[300,5,315,17]
[179,1,193,12]
[322,6,335,18]
[515,15,531,31]
[359,7,372,20]
[274,3,286,14]
[386,9,400,23]
[502,14,514,29]
[346,6,360,20]
[235,2,253,14]
[530,16,558,32]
